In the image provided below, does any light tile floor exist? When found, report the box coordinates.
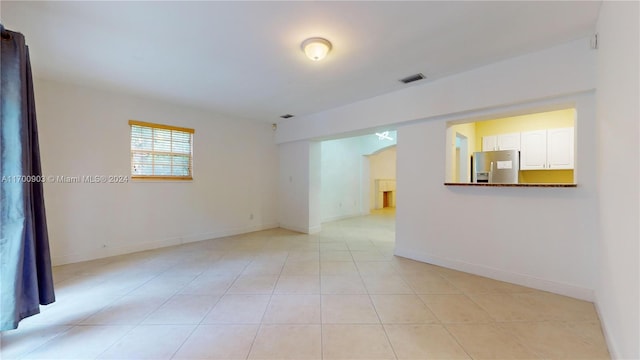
[1,209,610,359]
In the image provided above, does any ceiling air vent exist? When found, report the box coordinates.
[280,114,294,119]
[399,73,425,84]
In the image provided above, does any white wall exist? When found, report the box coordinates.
[276,38,599,300]
[320,137,365,222]
[308,142,322,233]
[34,78,279,265]
[396,93,598,300]
[278,140,319,233]
[595,2,640,358]
[319,133,397,222]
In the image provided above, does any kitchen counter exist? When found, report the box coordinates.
[444,182,577,188]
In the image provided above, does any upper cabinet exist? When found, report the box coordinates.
[546,128,575,169]
[447,108,576,184]
[482,135,497,151]
[520,130,547,169]
[498,132,521,151]
[521,127,574,170]
[482,132,521,151]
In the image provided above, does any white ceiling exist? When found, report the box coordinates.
[1,1,601,123]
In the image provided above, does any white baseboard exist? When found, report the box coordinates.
[278,223,321,234]
[593,296,620,360]
[394,246,595,301]
[321,212,367,223]
[51,223,279,266]
[308,225,322,234]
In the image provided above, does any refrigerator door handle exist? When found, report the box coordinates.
[489,161,494,183]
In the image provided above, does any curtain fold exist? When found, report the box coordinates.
[1,24,55,331]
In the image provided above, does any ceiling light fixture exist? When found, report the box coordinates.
[376,131,393,141]
[301,37,332,61]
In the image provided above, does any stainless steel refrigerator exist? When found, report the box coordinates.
[473,150,520,184]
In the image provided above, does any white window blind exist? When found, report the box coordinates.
[129,120,194,180]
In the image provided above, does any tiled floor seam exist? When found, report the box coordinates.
[6,211,611,359]
[167,249,247,359]
[357,247,400,360]
[7,325,74,360]
[244,249,290,360]
[493,322,550,360]
[459,292,499,323]
[166,291,225,359]
[440,323,476,360]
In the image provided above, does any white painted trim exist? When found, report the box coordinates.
[51,223,279,266]
[594,300,620,360]
[394,246,595,301]
[278,223,307,234]
[308,225,322,234]
[321,213,364,223]
[278,223,321,234]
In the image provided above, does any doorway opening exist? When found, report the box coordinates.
[318,131,397,246]
[455,133,469,182]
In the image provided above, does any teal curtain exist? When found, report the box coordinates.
[1,24,55,331]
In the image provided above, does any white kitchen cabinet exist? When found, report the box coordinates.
[547,128,574,169]
[497,133,521,151]
[521,128,574,170]
[482,133,520,151]
[520,130,547,169]
[482,135,497,151]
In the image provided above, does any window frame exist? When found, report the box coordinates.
[128,120,194,181]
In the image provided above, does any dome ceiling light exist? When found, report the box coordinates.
[301,37,332,61]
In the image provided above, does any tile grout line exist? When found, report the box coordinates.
[170,247,247,360]
[319,245,326,360]
[355,244,400,360]
[6,324,75,360]
[243,247,291,360]
[14,213,610,360]
[434,271,492,360]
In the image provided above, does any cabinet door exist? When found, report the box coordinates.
[547,127,574,169]
[482,135,497,151]
[520,130,547,170]
[497,132,521,150]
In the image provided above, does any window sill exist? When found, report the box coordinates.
[444,182,577,188]
[132,176,193,181]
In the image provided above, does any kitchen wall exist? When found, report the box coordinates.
[446,122,476,183]
[35,78,279,265]
[474,108,575,184]
[595,1,639,358]
[276,38,598,301]
[474,108,575,149]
